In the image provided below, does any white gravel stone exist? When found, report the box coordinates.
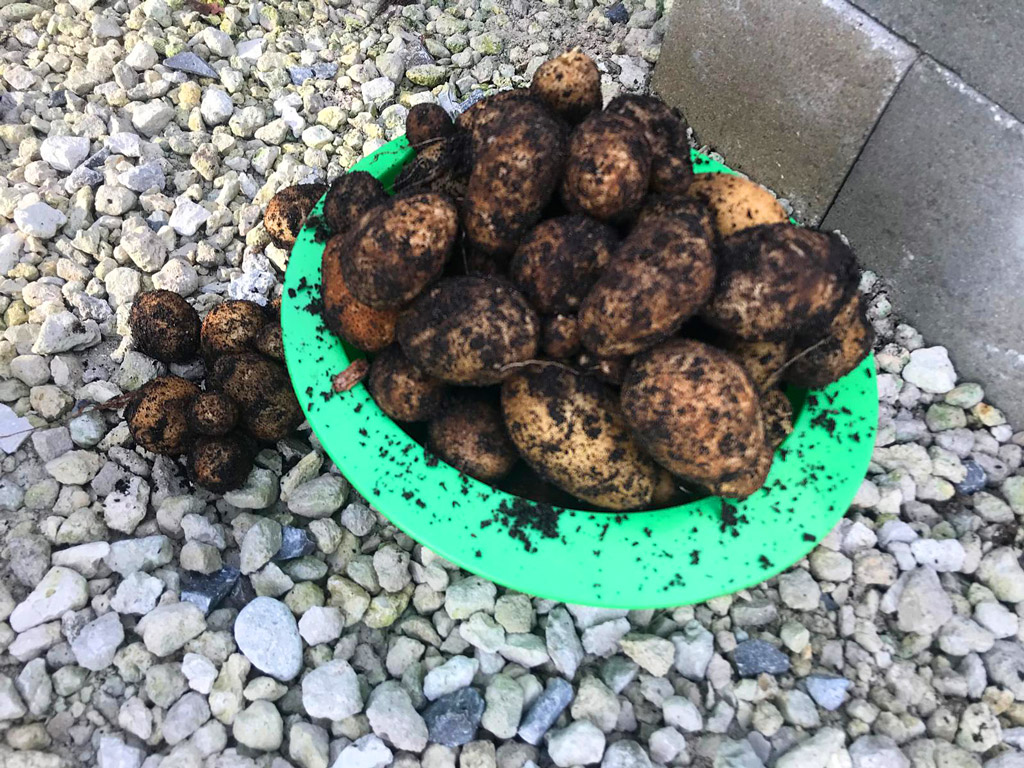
[910,538,966,572]
[548,720,606,767]
[446,576,497,619]
[182,653,218,694]
[235,597,303,681]
[366,680,429,751]
[169,199,212,236]
[974,601,1019,638]
[40,136,91,171]
[71,611,124,670]
[902,347,956,394]
[136,602,206,656]
[10,566,88,633]
[545,606,584,679]
[424,655,479,700]
[14,201,67,239]
[336,734,393,768]
[896,567,953,635]
[298,605,345,646]
[289,474,349,518]
[977,547,1024,602]
[132,100,175,136]
[302,659,363,719]
[663,697,703,732]
[233,699,283,751]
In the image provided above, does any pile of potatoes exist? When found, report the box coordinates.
[124,290,302,493]
[266,50,873,512]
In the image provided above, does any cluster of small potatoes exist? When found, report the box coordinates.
[125,291,302,492]
[266,50,874,512]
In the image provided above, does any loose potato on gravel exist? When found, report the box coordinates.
[188,434,254,493]
[188,391,240,436]
[367,345,447,422]
[201,300,269,358]
[702,223,858,341]
[210,353,304,441]
[405,103,456,147]
[264,183,328,248]
[129,290,200,363]
[397,276,540,385]
[342,192,459,309]
[530,50,601,123]
[501,365,659,510]
[621,339,768,496]
[255,323,284,362]
[688,174,788,238]
[510,215,616,315]
[542,314,581,359]
[784,293,875,388]
[606,94,694,194]
[429,397,517,482]
[323,171,387,235]
[561,112,651,222]
[321,235,399,353]
[126,375,200,456]
[578,215,715,357]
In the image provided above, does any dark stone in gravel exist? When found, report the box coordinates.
[274,526,315,561]
[956,459,987,494]
[822,593,839,611]
[312,62,338,79]
[518,677,574,745]
[805,675,851,710]
[605,2,629,23]
[164,52,218,79]
[223,575,256,611]
[84,149,111,170]
[181,566,240,614]
[49,90,67,108]
[423,687,485,747]
[734,639,790,677]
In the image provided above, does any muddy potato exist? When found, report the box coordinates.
[636,195,714,241]
[688,174,788,238]
[705,441,773,498]
[188,433,254,493]
[578,216,715,357]
[406,103,456,147]
[456,89,542,160]
[393,137,470,202]
[761,388,793,449]
[264,183,328,248]
[342,192,459,309]
[784,293,875,388]
[201,300,269,358]
[429,397,517,482]
[323,172,388,235]
[255,323,284,362]
[542,314,581,359]
[621,339,768,495]
[266,295,282,319]
[702,223,858,341]
[210,353,304,441]
[126,375,200,456]
[561,112,651,222]
[723,338,790,391]
[188,391,240,436]
[501,365,660,510]
[576,351,629,386]
[397,276,540,385]
[605,94,693,193]
[530,50,601,123]
[510,215,616,314]
[321,235,399,353]
[367,345,447,422]
[129,290,201,363]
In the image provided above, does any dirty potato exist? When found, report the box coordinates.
[406,103,457,147]
[323,171,388,235]
[636,194,714,241]
[201,300,269,359]
[761,388,794,449]
[321,234,399,353]
[429,397,517,482]
[210,353,304,441]
[688,174,788,238]
[542,314,581,359]
[188,391,240,436]
[783,293,875,388]
[188,433,255,493]
[456,89,543,160]
[129,289,201,363]
[605,94,693,193]
[255,323,284,362]
[367,345,447,422]
[722,338,790,391]
[264,183,328,248]
[530,50,602,123]
[125,375,200,456]
[393,136,470,202]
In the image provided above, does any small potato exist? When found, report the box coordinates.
[255,323,284,362]
[502,365,659,510]
[367,345,447,422]
[702,223,858,341]
[688,174,788,238]
[530,50,601,123]
[406,103,456,147]
[210,353,304,441]
[264,183,328,248]
[651,469,683,508]
[188,434,254,493]
[636,195,713,241]
[397,276,540,385]
[201,300,269,359]
[784,293,875,388]
[342,192,459,309]
[429,397,517,482]
[323,171,388,235]
[456,89,542,160]
[188,391,240,436]
[761,389,794,449]
[578,216,715,357]
[605,94,693,193]
[321,234,399,353]
[542,314,580,359]
[125,375,200,456]
[705,442,773,498]
[722,338,790,391]
[561,112,651,222]
[393,137,470,203]
[129,289,201,363]
[510,215,616,314]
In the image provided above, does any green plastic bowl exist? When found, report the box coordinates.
[282,136,878,609]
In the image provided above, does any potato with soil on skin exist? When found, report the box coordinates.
[429,397,518,483]
[188,391,240,436]
[636,195,714,241]
[393,136,470,203]
[367,345,447,422]
[688,174,788,238]
[722,338,790,391]
[321,234,399,353]
[705,441,773,498]
[405,103,456,147]
[561,112,651,222]
[322,171,388,236]
[542,314,580,359]
[264,183,328,248]
[510,215,616,315]
[783,292,875,388]
[501,365,660,510]
[201,299,269,359]
[188,433,254,493]
[397,276,540,385]
[456,89,542,160]
[576,351,630,386]
[342,192,459,309]
[605,94,693,194]
[129,290,201,363]
[702,223,858,341]
[125,375,200,456]
[761,388,794,449]
[210,353,304,441]
[621,339,768,497]
[578,215,715,357]
[255,323,284,362]
[530,50,601,123]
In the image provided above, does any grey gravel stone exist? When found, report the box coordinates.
[518,677,573,745]
[235,597,303,681]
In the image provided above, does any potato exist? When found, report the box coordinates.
[636,194,713,241]
[393,137,470,203]
[576,351,629,386]
[501,365,659,510]
[125,376,200,456]
[651,469,682,507]
[705,442,773,498]
[456,89,542,160]
[429,397,517,482]
[510,215,616,314]
[321,234,399,353]
[264,183,328,248]
[367,345,447,422]
[561,112,651,222]
[783,293,875,388]
[188,434,254,493]
[129,289,201,363]
[605,94,693,193]
[255,323,284,362]
[267,295,282,319]
[201,300,269,358]
[406,103,456,147]
[722,338,790,391]
[210,353,304,441]
[542,314,580,359]
[761,389,793,449]
[530,50,601,123]
[342,192,459,309]
[323,171,387,235]
[398,276,540,385]
[578,216,715,357]
[188,391,239,436]
[702,223,858,341]
[621,339,768,496]
[688,174,788,238]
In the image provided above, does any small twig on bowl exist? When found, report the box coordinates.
[333,359,370,392]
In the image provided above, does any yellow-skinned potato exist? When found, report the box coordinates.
[722,338,790,391]
[264,183,327,248]
[784,293,875,388]
[705,441,773,498]
[188,434,254,493]
[501,365,660,510]
[429,397,517,482]
[393,137,470,203]
[367,345,447,422]
[688,174,788,238]
[456,90,542,161]
[530,50,601,123]
[761,388,794,449]
[605,94,694,194]
[321,234,399,353]
[542,314,581,359]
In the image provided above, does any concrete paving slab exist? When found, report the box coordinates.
[850,0,1024,121]
[822,57,1024,424]
[651,0,916,223]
